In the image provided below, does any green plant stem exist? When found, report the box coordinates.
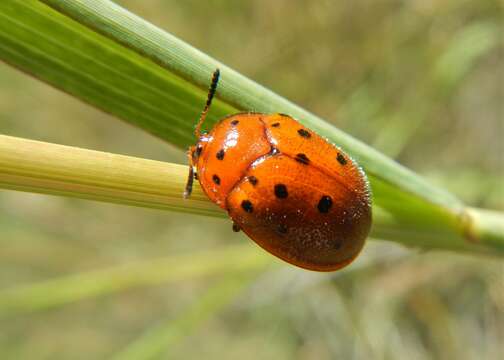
[0,135,502,255]
[0,134,219,218]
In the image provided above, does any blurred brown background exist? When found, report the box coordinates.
[0,1,502,359]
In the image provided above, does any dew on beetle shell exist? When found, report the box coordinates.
[224,131,239,148]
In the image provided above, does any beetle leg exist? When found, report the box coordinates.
[232,222,241,232]
[183,146,196,199]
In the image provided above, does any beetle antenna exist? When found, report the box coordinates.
[195,68,220,138]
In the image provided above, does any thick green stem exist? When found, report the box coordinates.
[1,135,502,255]
[0,134,218,217]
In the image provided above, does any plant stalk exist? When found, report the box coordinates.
[1,135,502,255]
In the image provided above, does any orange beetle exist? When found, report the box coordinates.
[184,69,372,271]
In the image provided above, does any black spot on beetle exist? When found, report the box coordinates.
[216,149,225,160]
[297,128,311,138]
[271,122,280,127]
[241,200,253,213]
[274,184,288,199]
[231,119,239,125]
[212,174,221,185]
[295,153,310,165]
[336,153,347,165]
[277,224,288,234]
[317,195,333,213]
[248,176,258,186]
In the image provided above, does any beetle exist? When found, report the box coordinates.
[184,69,371,271]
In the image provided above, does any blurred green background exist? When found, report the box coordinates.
[0,0,502,359]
